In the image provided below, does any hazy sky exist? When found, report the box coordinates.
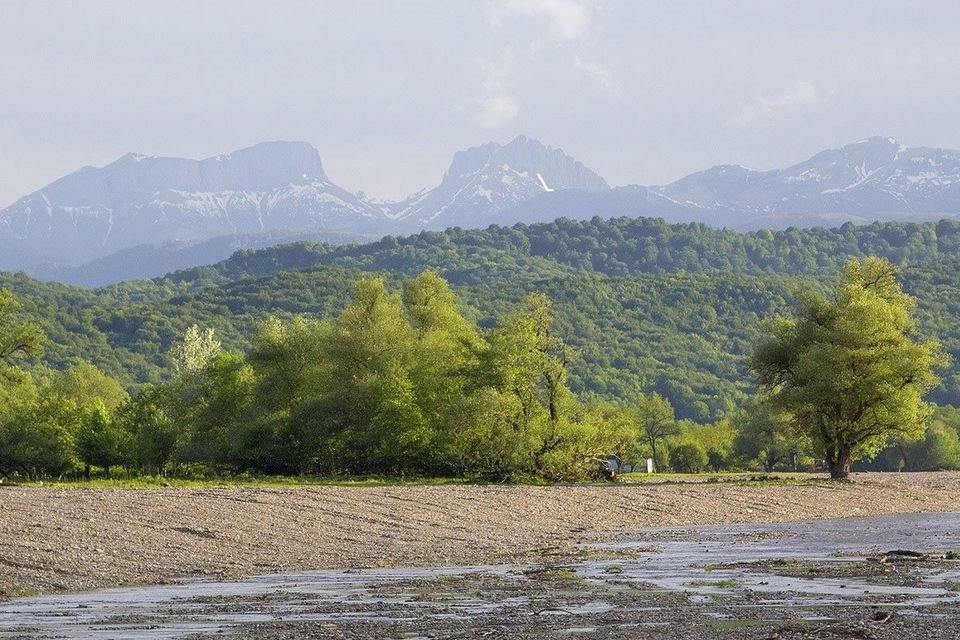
[3,0,960,206]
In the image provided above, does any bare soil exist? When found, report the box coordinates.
[1,472,958,597]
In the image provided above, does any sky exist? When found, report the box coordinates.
[3,0,960,206]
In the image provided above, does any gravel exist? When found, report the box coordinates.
[1,472,958,597]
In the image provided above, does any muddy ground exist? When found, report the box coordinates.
[1,472,958,597]
[176,569,958,640]
[2,512,959,639]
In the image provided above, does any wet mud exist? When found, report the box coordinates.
[1,512,958,639]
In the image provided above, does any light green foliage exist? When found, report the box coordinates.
[583,401,643,464]
[153,274,630,480]
[0,395,79,477]
[636,393,677,472]
[752,257,949,478]
[0,369,38,429]
[246,316,334,473]
[6,220,960,480]
[732,396,805,472]
[171,325,222,375]
[173,352,256,469]
[473,292,589,480]
[880,406,960,471]
[681,419,737,471]
[0,288,45,378]
[906,423,960,470]
[47,361,129,413]
[323,278,423,472]
[403,272,483,455]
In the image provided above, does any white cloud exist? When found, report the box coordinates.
[574,56,618,94]
[727,81,819,128]
[489,0,592,43]
[473,49,520,128]
[474,95,520,129]
[474,1,598,127]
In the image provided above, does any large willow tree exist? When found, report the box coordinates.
[751,257,948,479]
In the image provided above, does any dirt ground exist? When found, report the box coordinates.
[1,472,958,597]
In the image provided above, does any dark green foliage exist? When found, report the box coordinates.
[75,401,128,476]
[669,442,709,473]
[5,216,960,479]
[115,386,177,474]
[10,216,960,422]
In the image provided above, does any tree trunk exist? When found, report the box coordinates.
[763,453,776,472]
[84,464,91,481]
[650,440,658,473]
[830,447,852,479]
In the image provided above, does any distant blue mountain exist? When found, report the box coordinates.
[5,135,960,284]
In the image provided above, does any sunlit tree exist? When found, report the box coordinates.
[752,257,948,478]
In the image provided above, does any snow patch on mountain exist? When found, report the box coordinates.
[6,135,960,273]
[387,135,609,228]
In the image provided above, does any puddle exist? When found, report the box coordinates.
[583,511,960,606]
[0,566,521,639]
[1,512,958,638]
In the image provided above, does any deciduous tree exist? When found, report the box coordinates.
[637,393,677,472]
[752,257,948,478]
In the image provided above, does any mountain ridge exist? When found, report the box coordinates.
[6,135,960,281]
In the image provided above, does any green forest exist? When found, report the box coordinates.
[3,216,960,480]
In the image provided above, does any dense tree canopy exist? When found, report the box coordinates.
[752,257,948,478]
[9,216,960,422]
[3,216,960,480]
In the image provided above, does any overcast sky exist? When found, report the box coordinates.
[3,0,960,206]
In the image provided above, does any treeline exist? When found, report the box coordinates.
[168,216,960,285]
[13,262,960,422]
[8,216,960,423]
[4,274,641,480]
[3,271,959,482]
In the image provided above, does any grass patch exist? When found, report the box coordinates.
[16,470,831,490]
[689,579,742,589]
[618,471,823,487]
[44,475,481,489]
[551,569,580,581]
[526,567,582,582]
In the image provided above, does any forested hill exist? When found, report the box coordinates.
[166,216,957,286]
[5,215,960,422]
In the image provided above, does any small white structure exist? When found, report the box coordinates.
[646,458,655,474]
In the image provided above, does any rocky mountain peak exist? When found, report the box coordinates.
[209,141,328,190]
[442,135,608,192]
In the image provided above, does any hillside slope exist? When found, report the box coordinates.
[5,216,960,421]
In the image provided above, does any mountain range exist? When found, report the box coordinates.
[4,135,960,284]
